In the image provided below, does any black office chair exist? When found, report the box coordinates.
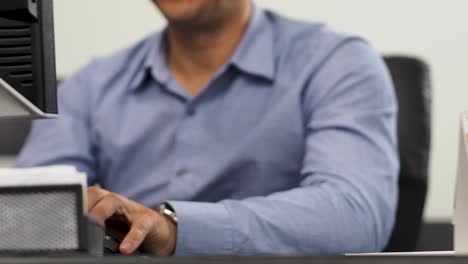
[383,56,432,252]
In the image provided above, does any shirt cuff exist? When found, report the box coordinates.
[167,201,234,256]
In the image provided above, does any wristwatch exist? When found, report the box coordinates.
[158,202,178,226]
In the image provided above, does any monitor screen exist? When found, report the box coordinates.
[0,0,57,118]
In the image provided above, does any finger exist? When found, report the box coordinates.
[119,215,154,254]
[87,186,109,213]
[89,193,124,223]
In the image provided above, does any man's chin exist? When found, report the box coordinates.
[165,16,219,31]
[165,18,197,30]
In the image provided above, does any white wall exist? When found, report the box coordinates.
[52,0,468,221]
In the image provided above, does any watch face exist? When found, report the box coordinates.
[159,203,178,225]
[159,203,172,213]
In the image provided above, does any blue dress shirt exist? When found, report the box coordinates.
[16,6,399,256]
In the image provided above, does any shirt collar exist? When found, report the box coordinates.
[229,5,276,81]
[130,32,170,91]
[130,5,275,91]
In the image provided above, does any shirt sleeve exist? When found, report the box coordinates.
[15,61,99,184]
[169,39,399,256]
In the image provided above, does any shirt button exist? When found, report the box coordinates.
[176,168,187,177]
[186,106,196,116]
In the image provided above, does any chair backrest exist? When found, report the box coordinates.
[383,56,432,252]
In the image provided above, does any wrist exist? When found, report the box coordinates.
[158,202,178,255]
[166,217,177,255]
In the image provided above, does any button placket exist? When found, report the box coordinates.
[173,102,197,179]
[186,105,196,116]
[176,167,187,177]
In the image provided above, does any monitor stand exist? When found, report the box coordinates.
[0,78,57,119]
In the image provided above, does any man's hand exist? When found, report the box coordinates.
[87,186,177,255]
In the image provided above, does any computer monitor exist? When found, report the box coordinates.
[0,0,57,119]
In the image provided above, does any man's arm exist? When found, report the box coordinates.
[15,61,99,184]
[87,39,398,256]
[169,40,399,255]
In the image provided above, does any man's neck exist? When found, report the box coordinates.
[166,3,252,97]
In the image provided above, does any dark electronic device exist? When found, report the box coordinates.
[0,0,113,257]
[103,220,127,255]
[0,0,57,119]
[103,219,142,255]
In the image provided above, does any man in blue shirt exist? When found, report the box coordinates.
[16,0,399,256]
